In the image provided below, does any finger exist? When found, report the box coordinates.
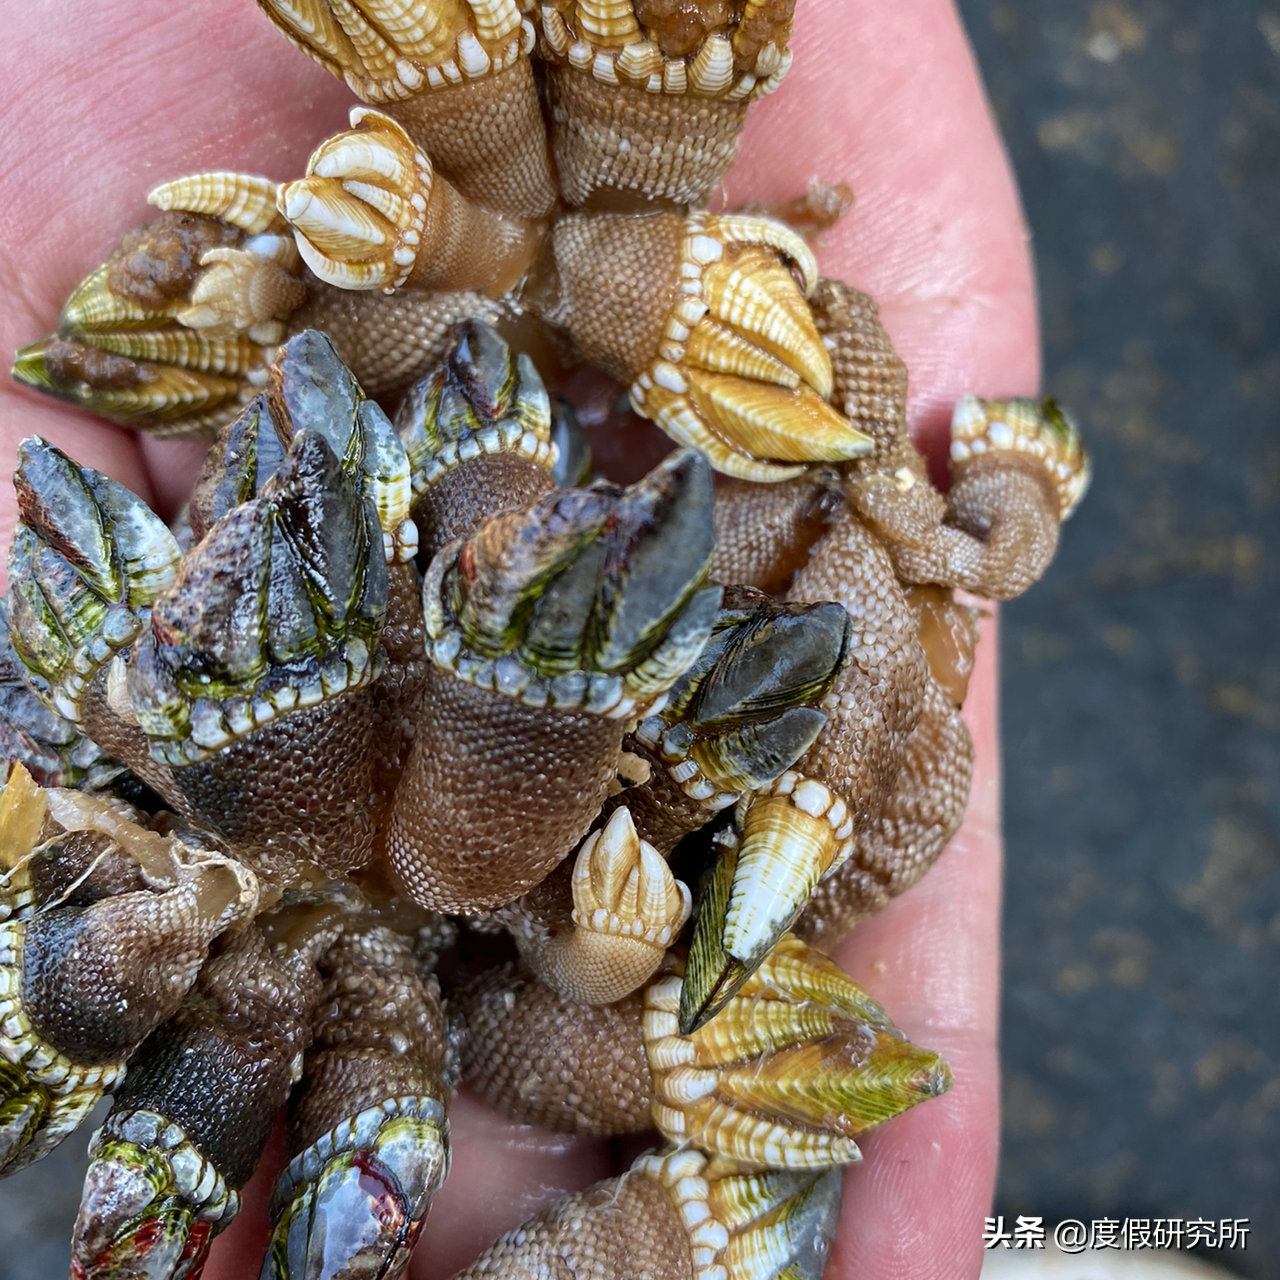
[412,1092,615,1280]
[832,614,1001,1280]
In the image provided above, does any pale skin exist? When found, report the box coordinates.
[0,2,1036,1277]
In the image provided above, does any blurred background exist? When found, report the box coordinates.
[960,1,1280,1276]
[2,2,1278,1278]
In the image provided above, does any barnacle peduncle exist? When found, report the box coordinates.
[537,0,795,206]
[0,769,259,1178]
[261,922,450,1280]
[447,1145,840,1280]
[70,922,331,1280]
[710,473,844,596]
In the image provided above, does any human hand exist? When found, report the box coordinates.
[0,1,1035,1276]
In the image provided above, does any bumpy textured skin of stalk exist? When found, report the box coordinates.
[812,279,1090,599]
[0,603,123,792]
[126,430,388,879]
[393,320,556,565]
[450,1166,692,1280]
[797,671,974,945]
[388,450,719,912]
[537,0,796,208]
[0,771,258,1179]
[263,921,449,1280]
[710,474,843,596]
[623,586,851,853]
[448,1147,842,1280]
[456,961,652,1136]
[71,923,329,1280]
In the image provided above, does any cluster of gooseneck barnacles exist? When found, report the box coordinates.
[1,1,1090,1278]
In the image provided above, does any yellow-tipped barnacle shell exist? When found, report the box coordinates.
[722,772,854,958]
[517,807,693,1004]
[637,1147,843,1280]
[630,213,872,483]
[950,394,1092,519]
[148,173,288,236]
[280,107,540,295]
[280,107,432,292]
[0,764,45,884]
[643,935,952,1168]
[571,807,691,947]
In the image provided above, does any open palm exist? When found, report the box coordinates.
[0,2,1035,1277]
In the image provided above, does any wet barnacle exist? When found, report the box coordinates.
[2,4,1090,1278]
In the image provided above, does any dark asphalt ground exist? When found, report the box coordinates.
[2,3,1277,1278]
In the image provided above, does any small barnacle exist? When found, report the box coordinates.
[394,318,556,562]
[649,937,951,1165]
[278,108,543,295]
[501,806,692,1004]
[619,586,850,856]
[5,439,183,728]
